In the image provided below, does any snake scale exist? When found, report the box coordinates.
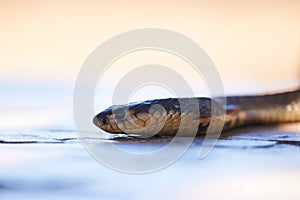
[93,89,300,136]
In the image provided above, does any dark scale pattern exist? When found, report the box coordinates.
[94,89,300,136]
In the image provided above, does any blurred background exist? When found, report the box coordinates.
[0,0,300,130]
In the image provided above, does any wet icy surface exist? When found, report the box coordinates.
[0,124,299,200]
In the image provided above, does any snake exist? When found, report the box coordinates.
[93,89,300,136]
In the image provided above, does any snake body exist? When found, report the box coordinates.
[93,89,300,136]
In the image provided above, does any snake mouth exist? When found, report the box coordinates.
[93,115,124,134]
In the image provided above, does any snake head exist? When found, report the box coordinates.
[93,98,214,136]
[93,99,186,136]
[93,100,160,136]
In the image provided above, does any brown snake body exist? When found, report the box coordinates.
[93,89,300,136]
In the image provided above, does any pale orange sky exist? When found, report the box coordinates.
[1,0,300,92]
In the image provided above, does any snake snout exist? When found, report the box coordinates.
[93,116,102,128]
[93,115,111,133]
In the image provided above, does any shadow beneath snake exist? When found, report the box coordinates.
[113,122,300,146]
